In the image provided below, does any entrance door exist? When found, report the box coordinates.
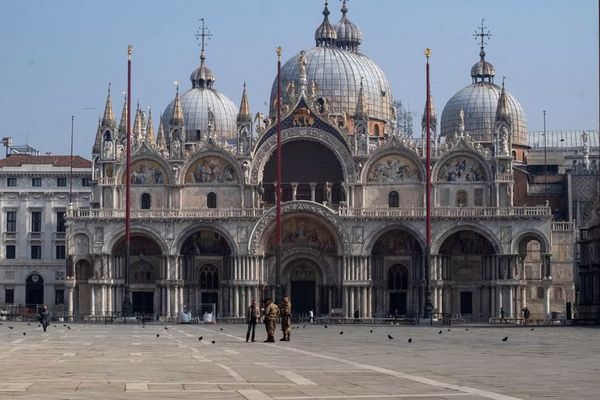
[132,292,153,315]
[26,274,44,306]
[460,291,473,314]
[389,292,407,316]
[291,281,316,317]
[201,292,218,307]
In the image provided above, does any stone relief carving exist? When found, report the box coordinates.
[437,157,486,182]
[131,160,165,185]
[185,156,237,184]
[367,155,420,183]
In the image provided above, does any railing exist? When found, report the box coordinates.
[53,232,66,240]
[98,177,115,185]
[68,208,266,219]
[3,232,17,241]
[552,221,575,232]
[495,173,514,181]
[28,232,42,241]
[339,207,425,218]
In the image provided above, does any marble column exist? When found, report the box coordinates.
[508,286,514,318]
[310,183,316,202]
[67,287,74,318]
[90,285,96,316]
[166,286,171,317]
[361,287,367,318]
[291,183,298,201]
[234,287,239,317]
[497,287,503,316]
[544,286,551,317]
[344,287,349,317]
[521,287,527,308]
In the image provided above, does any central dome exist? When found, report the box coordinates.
[269,2,394,126]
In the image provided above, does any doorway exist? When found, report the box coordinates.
[460,291,473,314]
[291,281,316,316]
[26,274,44,306]
[389,292,407,316]
[132,292,153,315]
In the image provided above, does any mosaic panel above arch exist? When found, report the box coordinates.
[437,156,487,182]
[185,156,238,184]
[267,216,337,255]
[367,154,420,183]
[130,160,167,185]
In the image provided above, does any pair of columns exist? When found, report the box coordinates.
[344,286,372,318]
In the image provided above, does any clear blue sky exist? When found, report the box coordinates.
[0,0,598,157]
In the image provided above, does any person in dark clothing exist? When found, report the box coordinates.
[522,307,530,326]
[39,305,49,332]
[500,307,506,324]
[353,309,360,324]
[245,299,260,342]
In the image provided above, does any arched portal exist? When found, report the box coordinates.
[113,235,163,316]
[262,140,344,204]
[26,273,44,308]
[285,259,322,317]
[180,230,231,316]
[438,230,496,317]
[371,228,423,317]
[74,260,92,315]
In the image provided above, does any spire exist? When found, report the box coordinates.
[101,83,116,128]
[92,117,103,155]
[170,86,184,126]
[191,18,215,88]
[118,93,128,137]
[421,87,437,134]
[237,81,252,123]
[146,108,156,145]
[315,1,337,47]
[133,103,143,141]
[355,77,367,119]
[495,77,511,124]
[156,117,167,151]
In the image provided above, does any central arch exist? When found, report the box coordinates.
[283,257,323,317]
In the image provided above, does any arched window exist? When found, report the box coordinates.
[456,190,467,207]
[103,130,112,141]
[374,124,380,136]
[195,129,201,141]
[387,265,408,290]
[199,264,218,290]
[207,192,217,209]
[141,193,151,209]
[512,150,517,160]
[389,191,399,208]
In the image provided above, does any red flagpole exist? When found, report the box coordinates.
[123,44,133,317]
[424,48,433,319]
[275,46,283,303]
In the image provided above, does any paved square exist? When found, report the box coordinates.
[0,322,598,399]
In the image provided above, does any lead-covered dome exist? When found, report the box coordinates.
[162,48,237,141]
[269,2,393,125]
[441,47,527,146]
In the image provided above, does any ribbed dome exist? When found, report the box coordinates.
[162,88,238,141]
[314,2,337,47]
[470,49,495,82]
[440,82,527,146]
[335,1,362,51]
[269,46,393,124]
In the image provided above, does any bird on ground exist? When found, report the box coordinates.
[530,328,535,331]
[324,325,328,328]
[164,327,168,330]
[447,328,451,332]
[23,332,26,336]
[199,336,203,341]
[502,336,508,342]
[63,324,66,327]
[8,326,14,329]
[156,334,160,337]
[211,340,215,344]
[27,323,31,326]
[465,328,469,331]
[408,338,412,343]
[387,334,394,340]
[438,330,442,334]
[302,325,306,328]
[220,328,223,331]
[67,326,71,330]
[339,331,343,335]
[369,329,373,333]
[142,326,145,328]
[54,325,57,328]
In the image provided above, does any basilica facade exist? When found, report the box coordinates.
[66,2,575,321]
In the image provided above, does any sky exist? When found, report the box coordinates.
[0,0,598,158]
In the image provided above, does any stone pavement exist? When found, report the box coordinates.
[0,321,598,399]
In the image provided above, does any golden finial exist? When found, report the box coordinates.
[276,46,282,60]
[424,48,431,59]
[127,44,133,60]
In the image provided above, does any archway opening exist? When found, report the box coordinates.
[287,260,320,317]
[262,140,344,204]
[26,274,44,309]
[517,234,548,315]
[74,260,92,316]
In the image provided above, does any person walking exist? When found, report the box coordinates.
[263,298,279,343]
[39,305,49,332]
[500,307,506,324]
[245,299,260,342]
[308,309,314,324]
[280,296,292,341]
[522,306,530,326]
[353,308,360,324]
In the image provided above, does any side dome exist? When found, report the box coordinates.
[162,44,237,141]
[270,47,393,124]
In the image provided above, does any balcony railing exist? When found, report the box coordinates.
[551,221,575,232]
[98,177,116,185]
[68,205,552,220]
[3,232,17,241]
[495,173,514,181]
[28,232,42,241]
[53,232,66,241]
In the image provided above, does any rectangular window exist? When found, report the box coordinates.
[32,177,42,187]
[6,211,17,232]
[474,188,484,207]
[56,211,66,232]
[57,177,67,187]
[31,245,42,259]
[5,288,14,304]
[82,177,92,186]
[55,289,64,305]
[6,177,17,187]
[31,211,42,232]
[5,245,16,259]
[55,245,65,259]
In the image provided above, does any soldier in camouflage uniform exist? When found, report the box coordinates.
[263,298,279,343]
[280,296,292,341]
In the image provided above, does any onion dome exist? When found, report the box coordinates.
[314,1,337,47]
[162,39,237,141]
[441,40,527,146]
[335,0,362,51]
[270,3,393,126]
